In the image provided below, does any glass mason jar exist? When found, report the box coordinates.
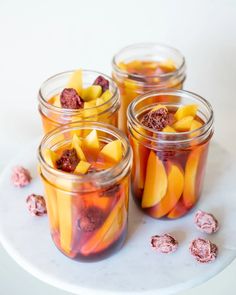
[38,70,120,134]
[127,89,214,219]
[38,122,132,261]
[112,43,186,132]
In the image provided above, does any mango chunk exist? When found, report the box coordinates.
[74,160,91,174]
[174,104,198,121]
[163,125,176,133]
[99,140,123,163]
[44,148,58,168]
[82,85,102,101]
[148,162,184,218]
[173,116,194,132]
[71,134,86,161]
[190,119,203,131]
[83,129,100,151]
[66,69,83,95]
[52,94,61,107]
[183,147,203,208]
[142,151,167,208]
[101,90,113,102]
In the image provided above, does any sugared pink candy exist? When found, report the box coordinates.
[189,238,218,263]
[151,234,178,254]
[194,210,219,234]
[26,194,47,216]
[11,166,31,187]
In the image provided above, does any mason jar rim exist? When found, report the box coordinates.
[38,69,119,116]
[112,42,186,80]
[38,121,132,186]
[127,89,214,145]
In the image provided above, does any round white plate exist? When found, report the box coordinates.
[0,140,236,295]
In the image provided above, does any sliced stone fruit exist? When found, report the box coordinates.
[66,69,83,95]
[99,140,123,163]
[148,162,184,218]
[43,181,59,231]
[71,134,86,161]
[74,160,91,174]
[141,151,167,208]
[172,116,194,132]
[167,199,188,219]
[183,146,203,208]
[174,104,198,121]
[52,94,61,107]
[82,85,102,101]
[190,119,203,131]
[83,129,100,152]
[80,192,125,256]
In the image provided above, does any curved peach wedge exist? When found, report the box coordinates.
[66,69,83,95]
[72,134,86,161]
[183,146,203,208]
[167,199,188,219]
[83,129,100,152]
[148,162,184,218]
[141,151,167,208]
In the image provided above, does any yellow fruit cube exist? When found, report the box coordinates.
[99,140,123,163]
[174,104,198,121]
[83,129,100,151]
[83,101,97,118]
[163,125,176,133]
[190,119,203,131]
[173,116,194,132]
[66,69,83,95]
[71,134,86,161]
[101,90,113,102]
[82,85,102,101]
[44,148,58,168]
[74,160,91,174]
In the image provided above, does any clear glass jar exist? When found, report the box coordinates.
[112,43,186,132]
[127,89,214,219]
[38,122,132,261]
[38,70,120,134]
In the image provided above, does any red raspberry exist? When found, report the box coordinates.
[151,234,178,254]
[141,108,174,131]
[78,206,104,232]
[194,210,219,234]
[11,166,31,188]
[93,75,109,92]
[60,88,84,109]
[189,238,218,263]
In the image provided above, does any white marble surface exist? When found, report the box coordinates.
[1,0,236,294]
[0,139,236,295]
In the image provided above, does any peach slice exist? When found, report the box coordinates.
[71,134,86,161]
[190,119,203,131]
[83,129,100,152]
[80,192,125,256]
[174,104,198,121]
[74,160,91,174]
[82,85,102,101]
[163,125,176,133]
[167,199,188,219]
[99,140,123,163]
[141,151,167,208]
[148,162,184,218]
[101,90,113,102]
[131,138,149,190]
[66,69,83,95]
[52,94,61,107]
[172,116,194,132]
[183,146,203,208]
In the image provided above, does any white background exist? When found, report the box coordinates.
[0,0,236,294]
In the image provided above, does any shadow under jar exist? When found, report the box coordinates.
[38,70,120,134]
[112,43,186,133]
[38,122,132,261]
[127,89,214,219]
